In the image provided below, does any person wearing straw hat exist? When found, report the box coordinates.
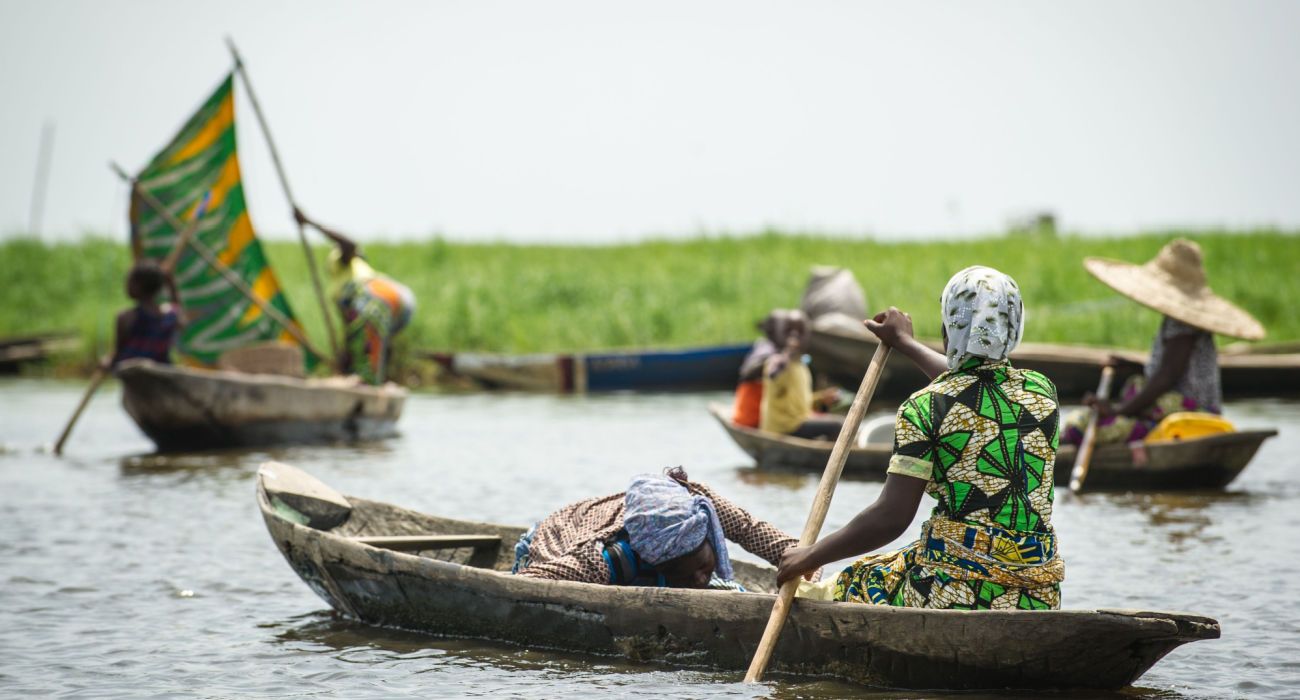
[1062,238,1265,446]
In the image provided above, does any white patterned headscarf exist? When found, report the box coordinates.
[939,266,1025,370]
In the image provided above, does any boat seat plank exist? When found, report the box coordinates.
[355,535,503,568]
[355,535,503,551]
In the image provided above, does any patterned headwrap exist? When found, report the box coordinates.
[939,266,1025,370]
[624,474,733,581]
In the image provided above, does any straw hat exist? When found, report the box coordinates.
[1083,238,1265,340]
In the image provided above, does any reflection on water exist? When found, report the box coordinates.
[732,466,814,490]
[270,612,1149,700]
[117,439,402,475]
[1072,490,1258,549]
[2,378,1298,698]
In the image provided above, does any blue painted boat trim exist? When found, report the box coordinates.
[583,343,751,392]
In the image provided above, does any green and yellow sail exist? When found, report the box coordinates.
[130,74,306,367]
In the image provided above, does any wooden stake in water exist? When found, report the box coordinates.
[744,342,892,683]
[28,120,55,237]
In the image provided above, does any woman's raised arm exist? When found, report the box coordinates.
[865,307,949,380]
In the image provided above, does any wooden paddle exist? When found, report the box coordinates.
[52,366,108,456]
[1069,365,1116,493]
[744,342,892,683]
[51,194,211,456]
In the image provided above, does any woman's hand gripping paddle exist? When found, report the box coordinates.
[744,342,892,683]
[1069,365,1116,493]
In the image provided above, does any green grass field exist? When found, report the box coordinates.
[2,229,1296,376]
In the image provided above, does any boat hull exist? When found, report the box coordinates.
[708,404,1275,491]
[428,343,751,393]
[116,360,405,451]
[808,324,1300,401]
[0,331,79,372]
[257,464,1221,690]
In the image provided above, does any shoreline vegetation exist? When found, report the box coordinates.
[3,230,1297,383]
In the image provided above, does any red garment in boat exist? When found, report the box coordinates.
[732,380,762,428]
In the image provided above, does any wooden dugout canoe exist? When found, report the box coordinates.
[807,322,1300,402]
[425,343,752,393]
[0,331,79,371]
[707,404,1276,491]
[116,359,405,451]
[257,461,1220,690]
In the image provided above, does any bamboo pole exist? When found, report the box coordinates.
[111,162,326,360]
[52,367,107,456]
[744,343,892,683]
[1069,365,1116,493]
[226,37,341,364]
[161,190,211,273]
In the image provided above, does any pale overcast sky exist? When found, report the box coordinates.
[2,1,1298,242]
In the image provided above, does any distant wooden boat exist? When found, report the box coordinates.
[808,322,1300,401]
[707,404,1276,491]
[425,343,752,393]
[0,331,79,371]
[708,403,894,477]
[116,359,405,451]
[258,461,1220,691]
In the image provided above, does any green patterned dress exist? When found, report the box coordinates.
[834,357,1065,610]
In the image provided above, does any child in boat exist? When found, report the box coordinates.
[1062,239,1265,445]
[758,312,844,440]
[106,260,182,368]
[732,309,802,428]
[778,266,1066,610]
[294,208,416,385]
[733,309,846,430]
[513,467,809,589]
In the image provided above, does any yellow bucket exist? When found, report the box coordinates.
[1145,412,1235,443]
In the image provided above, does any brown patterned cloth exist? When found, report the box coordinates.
[516,479,797,583]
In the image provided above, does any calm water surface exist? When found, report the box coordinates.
[1,378,1297,698]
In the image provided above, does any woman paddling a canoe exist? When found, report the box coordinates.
[1061,238,1266,446]
[513,467,809,589]
[778,266,1066,610]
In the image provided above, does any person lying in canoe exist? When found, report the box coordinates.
[294,208,416,385]
[105,260,183,368]
[513,467,810,589]
[751,310,845,439]
[778,266,1066,610]
[1062,238,1265,446]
